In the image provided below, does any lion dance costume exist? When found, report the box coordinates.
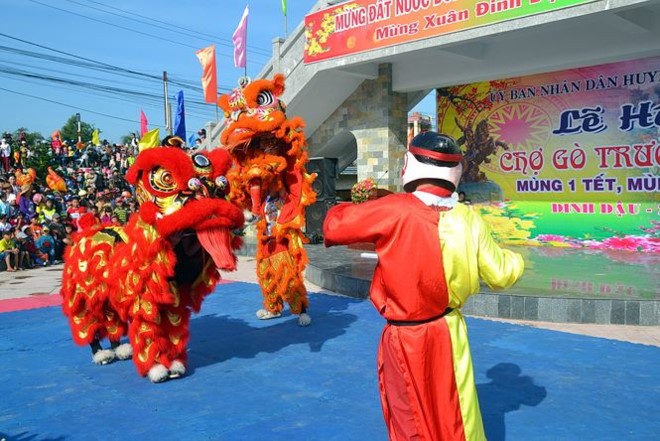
[60,144,244,383]
[218,74,316,326]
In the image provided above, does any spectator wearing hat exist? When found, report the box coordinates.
[6,193,19,219]
[0,228,20,271]
[18,184,36,220]
[36,226,57,263]
[33,191,46,219]
[39,198,58,223]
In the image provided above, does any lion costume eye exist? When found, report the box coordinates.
[149,167,178,192]
[192,154,210,168]
[257,90,274,107]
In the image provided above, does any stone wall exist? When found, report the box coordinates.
[307,64,408,191]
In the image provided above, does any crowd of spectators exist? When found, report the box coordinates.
[0,136,138,272]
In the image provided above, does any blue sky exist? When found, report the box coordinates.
[1,0,434,144]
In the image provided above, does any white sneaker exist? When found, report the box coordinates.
[256,309,282,320]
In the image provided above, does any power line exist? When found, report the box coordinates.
[27,0,215,53]
[0,67,217,118]
[28,0,271,61]
[0,33,234,92]
[0,86,157,126]
[0,73,214,121]
[69,0,272,57]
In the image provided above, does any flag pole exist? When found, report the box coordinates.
[244,9,247,79]
[282,0,288,38]
[163,71,172,135]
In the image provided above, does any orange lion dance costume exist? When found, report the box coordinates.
[218,74,316,326]
[60,144,244,382]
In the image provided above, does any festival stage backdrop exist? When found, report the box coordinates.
[304,0,597,63]
[436,56,660,253]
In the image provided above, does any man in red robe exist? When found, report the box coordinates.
[323,132,524,440]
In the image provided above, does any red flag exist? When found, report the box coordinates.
[195,45,218,103]
[232,6,249,68]
[140,109,148,136]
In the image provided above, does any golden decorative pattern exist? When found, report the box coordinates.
[167,311,181,327]
[138,341,153,363]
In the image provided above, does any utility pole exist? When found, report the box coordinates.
[163,71,172,135]
[76,112,81,143]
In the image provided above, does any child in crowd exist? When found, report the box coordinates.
[13,229,31,269]
[19,226,49,267]
[113,198,128,224]
[39,198,58,223]
[0,213,11,233]
[100,205,113,224]
[0,228,20,271]
[66,196,87,228]
[28,216,43,236]
[36,226,57,263]
[62,223,75,248]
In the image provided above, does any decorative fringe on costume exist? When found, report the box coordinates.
[60,147,244,381]
[219,74,316,318]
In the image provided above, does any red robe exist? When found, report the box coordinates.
[323,193,524,440]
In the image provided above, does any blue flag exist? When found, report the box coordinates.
[188,132,197,147]
[174,90,186,140]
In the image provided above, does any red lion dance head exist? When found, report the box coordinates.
[61,143,244,382]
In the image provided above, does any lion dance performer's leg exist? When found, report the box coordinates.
[61,231,130,365]
[114,254,221,383]
[127,301,192,383]
[256,225,311,326]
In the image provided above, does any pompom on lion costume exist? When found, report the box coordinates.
[218,74,316,326]
[60,143,244,383]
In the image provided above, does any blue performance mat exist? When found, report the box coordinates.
[1,282,659,441]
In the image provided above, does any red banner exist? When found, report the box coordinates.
[304,0,597,64]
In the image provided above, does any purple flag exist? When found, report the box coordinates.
[232,5,249,68]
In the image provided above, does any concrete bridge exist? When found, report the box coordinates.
[208,0,660,191]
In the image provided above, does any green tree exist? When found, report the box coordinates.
[120,133,135,145]
[25,138,53,183]
[9,127,44,148]
[60,114,97,145]
[3,127,47,182]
